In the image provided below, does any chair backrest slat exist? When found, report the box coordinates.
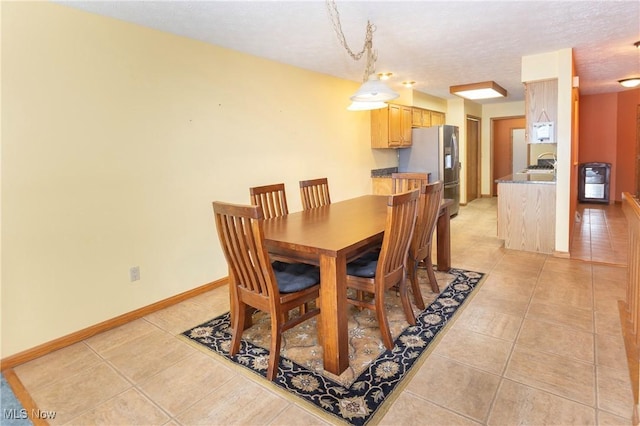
[377,190,419,279]
[213,201,278,299]
[391,172,429,194]
[249,183,289,219]
[411,181,444,262]
[300,178,331,210]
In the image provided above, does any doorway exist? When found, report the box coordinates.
[491,116,526,195]
[466,116,481,202]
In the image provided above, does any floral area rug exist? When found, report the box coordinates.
[181,267,485,425]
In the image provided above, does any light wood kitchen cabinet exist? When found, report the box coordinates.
[410,107,445,128]
[371,104,412,148]
[371,177,393,195]
[525,79,558,143]
[411,108,431,127]
[430,110,445,126]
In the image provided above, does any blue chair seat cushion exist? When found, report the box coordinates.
[346,249,380,278]
[272,261,320,294]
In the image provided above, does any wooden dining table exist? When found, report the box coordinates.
[263,194,452,375]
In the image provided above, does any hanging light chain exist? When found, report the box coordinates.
[326,0,377,82]
[362,39,377,82]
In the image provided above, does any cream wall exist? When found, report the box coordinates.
[0,2,397,357]
[411,91,448,113]
[446,98,483,204]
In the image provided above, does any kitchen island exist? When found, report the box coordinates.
[496,173,556,254]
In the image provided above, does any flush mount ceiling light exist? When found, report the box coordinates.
[378,72,393,80]
[618,41,640,88]
[450,81,507,100]
[327,0,399,110]
[619,78,640,88]
[402,81,415,88]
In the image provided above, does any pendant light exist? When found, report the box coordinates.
[350,74,399,102]
[327,0,398,110]
[347,100,388,111]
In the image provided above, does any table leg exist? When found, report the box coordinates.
[319,253,349,375]
[437,206,451,271]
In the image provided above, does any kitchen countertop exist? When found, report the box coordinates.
[495,173,556,184]
[371,167,398,178]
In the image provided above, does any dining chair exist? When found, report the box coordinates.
[299,177,331,210]
[249,183,288,219]
[407,181,444,309]
[391,172,429,194]
[212,201,321,381]
[345,189,420,349]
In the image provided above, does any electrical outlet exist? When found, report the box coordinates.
[129,266,140,282]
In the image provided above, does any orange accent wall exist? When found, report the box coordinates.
[492,117,526,195]
[578,89,639,202]
[617,89,640,197]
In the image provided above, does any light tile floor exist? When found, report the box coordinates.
[11,197,632,425]
[571,202,628,265]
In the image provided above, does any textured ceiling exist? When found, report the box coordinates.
[58,0,640,104]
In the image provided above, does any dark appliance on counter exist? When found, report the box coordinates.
[398,125,460,216]
[528,157,556,170]
[578,162,611,204]
[526,163,555,170]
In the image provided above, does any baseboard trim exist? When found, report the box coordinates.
[0,278,228,371]
[553,250,571,259]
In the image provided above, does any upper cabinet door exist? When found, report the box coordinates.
[371,107,390,149]
[400,105,412,146]
[371,104,413,148]
[411,107,445,128]
[526,79,558,144]
[389,104,403,147]
[430,111,445,126]
[412,108,423,127]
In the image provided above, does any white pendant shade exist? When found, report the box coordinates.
[347,101,388,111]
[350,75,399,102]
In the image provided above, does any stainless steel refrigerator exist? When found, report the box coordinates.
[398,125,460,216]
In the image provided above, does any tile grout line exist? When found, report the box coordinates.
[477,252,540,425]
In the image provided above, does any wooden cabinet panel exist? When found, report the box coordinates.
[411,108,423,127]
[373,105,447,148]
[421,109,432,127]
[400,105,412,146]
[371,104,412,148]
[389,104,403,147]
[371,107,390,148]
[372,178,392,195]
[411,107,444,128]
[497,182,556,253]
[430,111,445,126]
[525,79,558,143]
